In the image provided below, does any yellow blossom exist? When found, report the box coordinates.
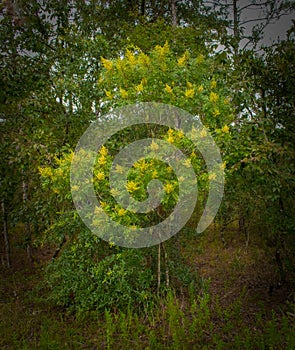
[185,88,195,98]
[168,128,174,136]
[126,49,136,65]
[135,82,143,92]
[118,208,127,216]
[126,181,140,193]
[178,176,185,183]
[95,206,104,215]
[213,109,220,117]
[200,129,207,138]
[99,145,108,156]
[197,85,204,93]
[38,166,53,178]
[152,170,158,178]
[115,164,124,174]
[101,57,113,71]
[167,135,174,143]
[224,97,230,104]
[155,41,169,57]
[211,79,217,89]
[209,92,219,103]
[177,51,189,66]
[138,52,150,66]
[150,140,160,151]
[71,185,79,192]
[105,90,113,99]
[220,161,227,170]
[208,173,217,181]
[100,201,108,209]
[196,54,204,64]
[116,59,125,71]
[110,188,120,197]
[177,130,184,138]
[96,172,105,181]
[134,159,148,172]
[120,88,129,99]
[98,156,107,165]
[222,125,230,133]
[191,151,196,159]
[187,81,193,88]
[165,84,173,93]
[164,183,174,194]
[184,158,192,168]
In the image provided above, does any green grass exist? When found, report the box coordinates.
[1,272,294,349]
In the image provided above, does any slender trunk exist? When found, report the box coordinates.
[170,0,177,27]
[233,0,239,57]
[157,243,161,295]
[22,175,32,261]
[140,0,145,16]
[2,201,11,268]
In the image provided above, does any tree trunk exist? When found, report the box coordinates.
[170,0,177,27]
[2,201,11,268]
[22,175,32,261]
[157,243,161,295]
[233,0,239,57]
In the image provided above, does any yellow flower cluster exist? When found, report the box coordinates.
[183,158,192,168]
[152,170,158,178]
[126,49,136,65]
[100,146,108,156]
[211,79,217,89]
[98,155,107,165]
[220,161,227,170]
[154,41,170,57]
[101,57,113,71]
[126,181,140,193]
[117,208,127,216]
[165,84,173,94]
[164,183,174,194]
[115,164,124,174]
[71,185,79,192]
[200,129,207,138]
[96,172,105,181]
[177,51,189,66]
[209,92,219,103]
[38,166,53,178]
[197,85,204,93]
[213,109,220,117]
[110,188,120,197]
[166,128,174,143]
[120,88,128,99]
[135,82,144,92]
[134,159,149,172]
[208,173,217,181]
[185,88,195,98]
[222,125,230,133]
[138,52,151,66]
[105,90,113,99]
[150,140,160,151]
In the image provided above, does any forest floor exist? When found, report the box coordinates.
[1,225,294,349]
